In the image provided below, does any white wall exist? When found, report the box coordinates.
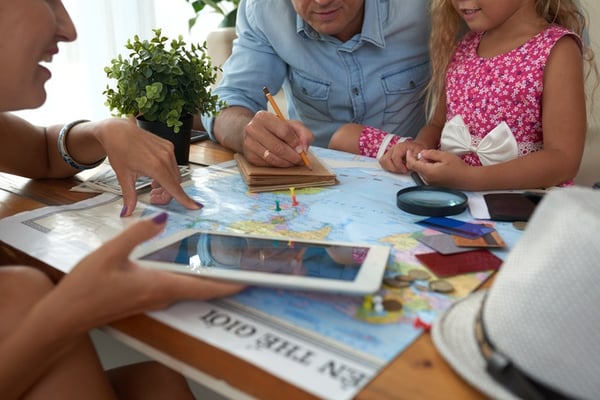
[575,0,600,186]
[14,0,222,125]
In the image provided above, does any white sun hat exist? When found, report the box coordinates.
[432,186,600,400]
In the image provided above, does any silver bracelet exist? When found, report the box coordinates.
[57,119,106,170]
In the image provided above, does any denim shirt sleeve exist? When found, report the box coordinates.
[201,0,290,140]
[203,0,431,147]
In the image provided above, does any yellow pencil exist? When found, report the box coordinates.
[262,87,312,170]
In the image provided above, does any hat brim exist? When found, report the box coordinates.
[431,291,517,400]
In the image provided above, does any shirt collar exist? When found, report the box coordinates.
[296,0,385,48]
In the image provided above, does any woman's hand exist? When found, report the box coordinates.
[91,118,200,216]
[47,213,243,336]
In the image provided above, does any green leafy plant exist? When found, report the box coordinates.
[104,29,226,133]
[184,0,239,29]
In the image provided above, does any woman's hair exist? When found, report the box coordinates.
[426,0,597,117]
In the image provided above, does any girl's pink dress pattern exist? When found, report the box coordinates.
[446,25,579,166]
[358,25,580,166]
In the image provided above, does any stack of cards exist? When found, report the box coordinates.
[72,165,191,195]
[414,217,505,278]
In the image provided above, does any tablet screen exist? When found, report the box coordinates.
[140,232,370,282]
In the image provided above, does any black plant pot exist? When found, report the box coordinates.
[137,115,193,165]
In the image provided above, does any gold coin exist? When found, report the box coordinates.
[408,268,431,281]
[513,221,528,231]
[383,277,411,288]
[394,274,415,282]
[429,280,455,293]
[382,299,403,312]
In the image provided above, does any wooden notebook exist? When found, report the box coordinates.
[234,150,338,192]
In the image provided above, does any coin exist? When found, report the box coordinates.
[513,221,528,231]
[383,277,411,288]
[394,274,415,282]
[408,268,431,281]
[429,280,455,293]
[382,299,403,312]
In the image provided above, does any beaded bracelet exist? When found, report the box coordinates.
[57,119,106,170]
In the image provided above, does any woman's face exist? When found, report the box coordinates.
[0,0,76,111]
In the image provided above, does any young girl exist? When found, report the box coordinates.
[329,0,597,191]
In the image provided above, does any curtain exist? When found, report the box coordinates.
[15,0,221,125]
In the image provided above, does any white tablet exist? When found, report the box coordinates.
[133,229,390,295]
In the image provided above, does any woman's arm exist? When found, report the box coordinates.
[0,216,243,398]
[0,114,202,215]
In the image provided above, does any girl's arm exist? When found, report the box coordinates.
[379,93,447,174]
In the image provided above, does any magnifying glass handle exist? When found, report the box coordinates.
[411,171,426,187]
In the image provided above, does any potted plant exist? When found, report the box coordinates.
[184,0,239,29]
[104,28,225,164]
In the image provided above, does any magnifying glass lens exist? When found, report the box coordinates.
[397,187,468,216]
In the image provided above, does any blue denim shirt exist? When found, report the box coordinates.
[202,0,431,148]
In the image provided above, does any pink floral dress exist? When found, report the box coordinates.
[445,25,580,166]
[357,25,581,169]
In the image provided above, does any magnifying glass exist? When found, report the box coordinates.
[396,173,468,216]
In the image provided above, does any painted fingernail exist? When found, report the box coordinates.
[152,212,168,224]
[120,206,128,217]
[195,201,204,209]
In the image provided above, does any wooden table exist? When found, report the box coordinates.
[0,141,488,400]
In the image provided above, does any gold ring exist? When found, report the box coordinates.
[263,149,270,160]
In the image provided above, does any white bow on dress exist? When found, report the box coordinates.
[439,115,518,166]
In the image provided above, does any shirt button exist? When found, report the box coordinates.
[352,87,359,96]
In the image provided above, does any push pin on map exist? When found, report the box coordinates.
[413,316,431,331]
[275,200,281,212]
[290,187,299,206]
[362,295,373,311]
[372,295,385,315]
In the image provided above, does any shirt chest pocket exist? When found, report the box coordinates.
[381,61,430,95]
[381,62,430,125]
[288,70,332,121]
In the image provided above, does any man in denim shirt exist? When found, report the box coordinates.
[201,0,430,168]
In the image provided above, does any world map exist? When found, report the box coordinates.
[137,147,521,364]
[6,146,523,398]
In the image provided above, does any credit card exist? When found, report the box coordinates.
[416,217,495,239]
[416,233,475,255]
[416,249,503,278]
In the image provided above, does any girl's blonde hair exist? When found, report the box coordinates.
[426,0,597,116]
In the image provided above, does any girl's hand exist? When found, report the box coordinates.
[379,141,426,174]
[406,149,470,187]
